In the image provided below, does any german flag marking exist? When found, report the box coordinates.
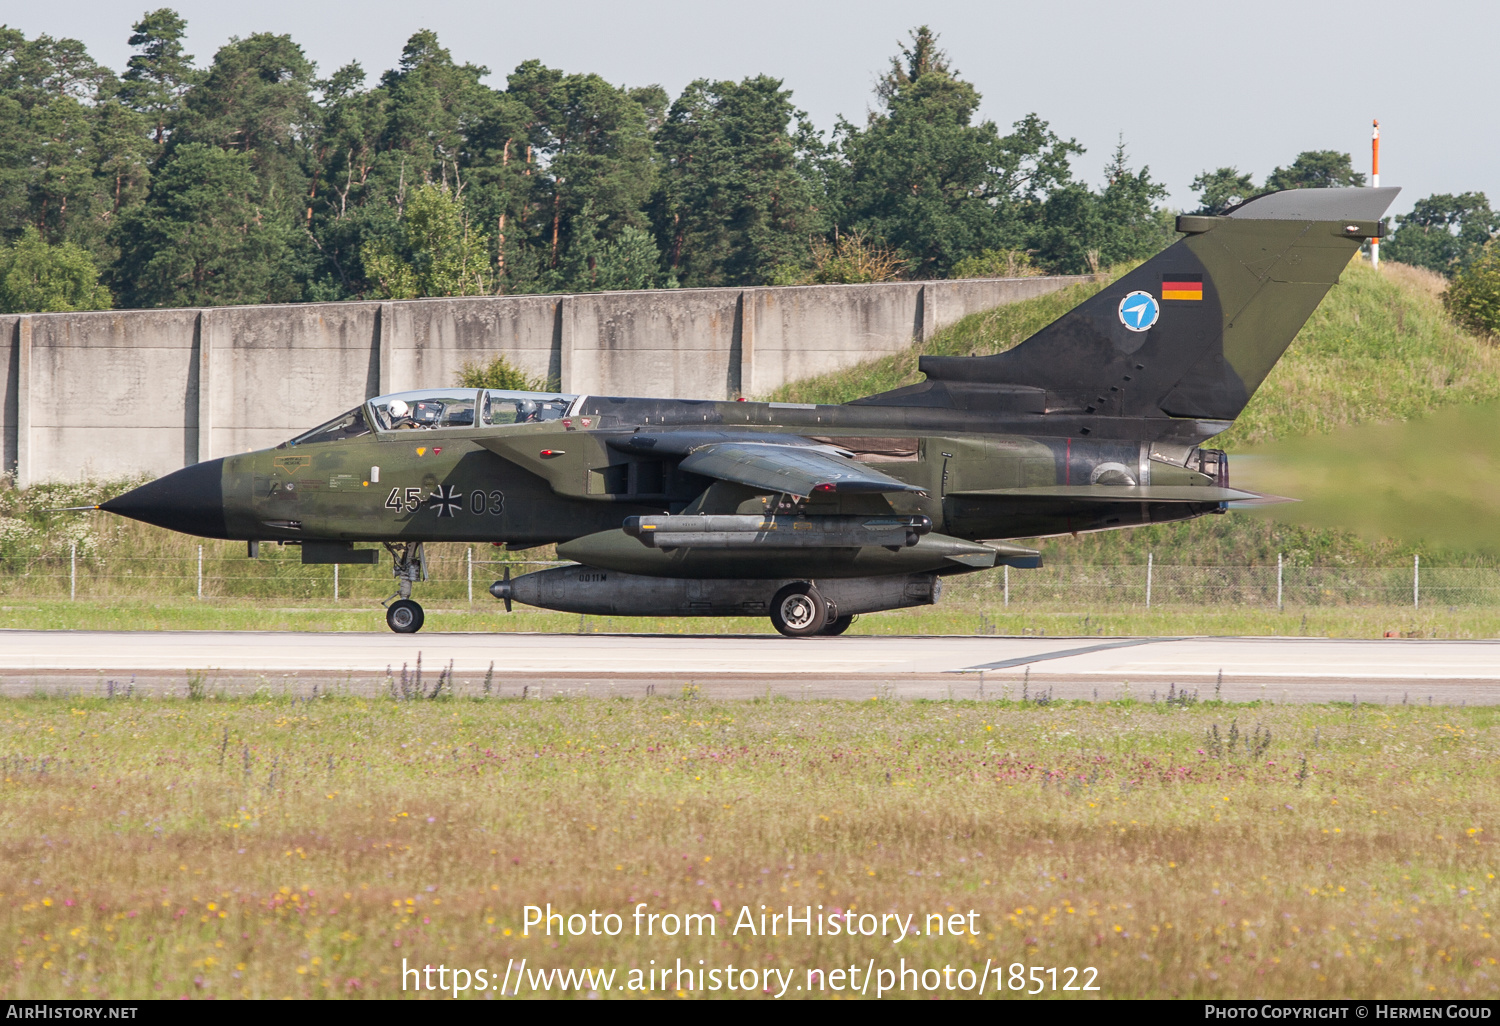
[1162,273,1203,301]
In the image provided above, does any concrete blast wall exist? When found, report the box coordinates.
[1,275,1088,484]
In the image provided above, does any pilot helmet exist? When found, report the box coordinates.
[388,399,410,420]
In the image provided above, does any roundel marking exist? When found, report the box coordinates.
[1118,290,1160,332]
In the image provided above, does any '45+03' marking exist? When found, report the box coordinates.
[385,487,504,516]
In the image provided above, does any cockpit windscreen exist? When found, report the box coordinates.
[280,405,373,448]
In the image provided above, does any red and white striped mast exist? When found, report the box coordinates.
[1370,119,1381,268]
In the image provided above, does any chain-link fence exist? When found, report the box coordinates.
[946,557,1487,609]
[2,547,1490,609]
[0,548,564,603]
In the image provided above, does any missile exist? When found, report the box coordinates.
[622,513,932,550]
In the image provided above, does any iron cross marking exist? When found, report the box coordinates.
[427,485,462,517]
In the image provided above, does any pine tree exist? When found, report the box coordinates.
[651,75,822,287]
[118,9,197,145]
[112,143,301,307]
[833,29,1079,277]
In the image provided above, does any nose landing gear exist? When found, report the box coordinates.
[382,541,428,633]
[386,599,424,633]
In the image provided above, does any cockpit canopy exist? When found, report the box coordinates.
[280,388,579,447]
[370,389,478,430]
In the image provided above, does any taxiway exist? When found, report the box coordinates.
[1,630,1497,703]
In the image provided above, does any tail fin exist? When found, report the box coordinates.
[870,187,1399,425]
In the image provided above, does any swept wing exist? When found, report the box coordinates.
[611,432,926,497]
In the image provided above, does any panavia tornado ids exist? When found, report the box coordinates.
[95,187,1397,635]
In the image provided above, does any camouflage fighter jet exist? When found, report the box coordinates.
[97,187,1398,635]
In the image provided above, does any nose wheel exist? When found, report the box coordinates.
[386,599,424,633]
[382,541,429,633]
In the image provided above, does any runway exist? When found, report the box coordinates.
[2,629,1498,703]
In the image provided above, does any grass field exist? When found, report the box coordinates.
[1,695,1494,1000]
[3,596,1500,640]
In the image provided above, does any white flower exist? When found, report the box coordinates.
[0,517,34,544]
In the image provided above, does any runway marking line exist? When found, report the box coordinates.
[963,636,1188,671]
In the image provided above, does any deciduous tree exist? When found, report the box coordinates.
[1443,244,1500,338]
[1264,150,1366,191]
[1191,167,1257,215]
[360,182,491,298]
[1384,192,1499,277]
[1027,142,1171,274]
[0,226,112,312]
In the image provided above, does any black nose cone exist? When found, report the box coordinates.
[100,458,228,538]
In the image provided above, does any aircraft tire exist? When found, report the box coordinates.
[387,599,425,634]
[770,583,827,638]
[821,614,856,636]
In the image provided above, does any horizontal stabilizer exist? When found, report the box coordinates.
[1224,492,1299,507]
[952,485,1261,503]
[954,538,1043,570]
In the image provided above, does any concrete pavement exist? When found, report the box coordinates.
[2,630,1497,703]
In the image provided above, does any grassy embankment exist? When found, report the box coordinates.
[1,260,1497,636]
[0,696,1493,1000]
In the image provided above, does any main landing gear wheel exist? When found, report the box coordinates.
[822,614,855,636]
[387,599,424,634]
[770,583,827,638]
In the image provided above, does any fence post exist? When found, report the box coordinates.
[1277,552,1283,611]
[70,541,76,601]
[467,547,473,605]
[196,545,202,600]
[333,562,339,602]
[1146,552,1153,609]
[1414,553,1419,609]
[1003,564,1009,607]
